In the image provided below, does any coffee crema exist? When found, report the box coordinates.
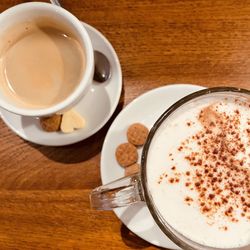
[0,19,85,108]
[147,94,250,248]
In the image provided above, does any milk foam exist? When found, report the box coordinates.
[147,93,250,248]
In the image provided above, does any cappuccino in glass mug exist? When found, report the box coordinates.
[91,87,250,250]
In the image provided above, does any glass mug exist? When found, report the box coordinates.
[90,87,250,250]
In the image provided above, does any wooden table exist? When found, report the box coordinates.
[0,0,249,249]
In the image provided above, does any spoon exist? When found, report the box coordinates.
[93,51,111,83]
[50,0,111,83]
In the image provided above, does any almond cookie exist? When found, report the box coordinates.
[40,114,62,132]
[125,163,140,176]
[127,123,149,146]
[115,143,138,167]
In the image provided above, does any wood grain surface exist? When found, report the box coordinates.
[0,0,249,249]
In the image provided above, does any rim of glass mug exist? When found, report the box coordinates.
[90,86,250,250]
[0,2,94,117]
[141,86,250,250]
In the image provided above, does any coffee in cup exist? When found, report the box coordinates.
[0,3,94,117]
[0,18,85,109]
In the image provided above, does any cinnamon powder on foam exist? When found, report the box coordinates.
[158,98,250,230]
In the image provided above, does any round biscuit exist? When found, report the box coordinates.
[115,143,138,167]
[127,123,149,146]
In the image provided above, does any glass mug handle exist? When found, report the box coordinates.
[90,173,145,210]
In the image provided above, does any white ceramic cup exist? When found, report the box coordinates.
[0,2,94,117]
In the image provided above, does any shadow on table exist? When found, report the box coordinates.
[121,224,166,249]
[121,224,151,248]
[118,202,173,250]
[29,86,125,164]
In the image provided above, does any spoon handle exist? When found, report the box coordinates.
[50,0,62,7]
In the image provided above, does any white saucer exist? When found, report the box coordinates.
[101,84,205,249]
[0,22,122,146]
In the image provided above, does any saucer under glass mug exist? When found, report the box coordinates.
[90,87,250,250]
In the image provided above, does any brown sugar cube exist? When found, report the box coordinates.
[115,143,138,167]
[125,163,140,176]
[40,114,62,132]
[127,123,149,146]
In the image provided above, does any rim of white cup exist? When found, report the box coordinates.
[0,2,94,117]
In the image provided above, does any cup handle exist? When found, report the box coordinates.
[90,173,145,210]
